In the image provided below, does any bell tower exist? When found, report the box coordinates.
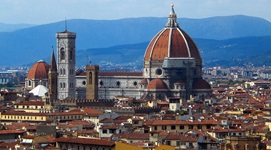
[56,30,76,99]
[86,65,99,100]
[48,48,58,104]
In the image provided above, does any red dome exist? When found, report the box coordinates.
[146,78,168,90]
[192,78,211,89]
[27,60,49,79]
[144,5,202,65]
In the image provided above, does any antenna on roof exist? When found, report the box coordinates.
[65,18,67,31]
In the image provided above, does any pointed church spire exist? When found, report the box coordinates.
[50,46,57,72]
[166,3,179,27]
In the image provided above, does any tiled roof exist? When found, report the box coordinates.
[146,78,168,90]
[27,60,49,79]
[56,137,115,146]
[144,27,202,65]
[127,132,149,140]
[100,125,119,129]
[81,108,102,117]
[0,129,26,135]
[192,78,211,89]
[151,119,218,125]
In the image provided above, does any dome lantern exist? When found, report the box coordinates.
[166,3,178,28]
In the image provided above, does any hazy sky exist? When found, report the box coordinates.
[1,0,270,24]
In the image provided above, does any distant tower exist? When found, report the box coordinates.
[86,65,99,100]
[48,48,58,103]
[56,30,76,99]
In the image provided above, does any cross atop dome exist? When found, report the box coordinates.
[166,3,179,27]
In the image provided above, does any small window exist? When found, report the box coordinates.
[156,68,162,75]
[28,80,31,86]
[116,81,120,87]
[133,81,137,86]
[100,81,104,86]
[171,125,176,130]
[82,81,86,85]
[180,125,184,129]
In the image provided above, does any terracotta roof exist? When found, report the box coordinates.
[56,137,115,146]
[151,119,218,125]
[146,78,168,90]
[192,78,211,89]
[0,142,23,149]
[27,60,49,79]
[81,108,102,117]
[144,27,201,65]
[0,129,26,135]
[100,125,119,129]
[127,132,149,140]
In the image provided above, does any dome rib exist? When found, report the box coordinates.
[177,28,191,57]
[168,28,173,57]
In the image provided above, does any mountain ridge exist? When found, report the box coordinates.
[0,15,270,66]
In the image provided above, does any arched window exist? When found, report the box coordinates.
[28,80,31,86]
[60,48,65,60]
[63,82,66,88]
[60,68,63,75]
[63,68,66,75]
[60,82,63,88]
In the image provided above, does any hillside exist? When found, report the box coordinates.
[0,23,34,32]
[76,36,271,69]
[0,15,271,66]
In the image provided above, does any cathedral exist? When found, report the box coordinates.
[25,5,211,102]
